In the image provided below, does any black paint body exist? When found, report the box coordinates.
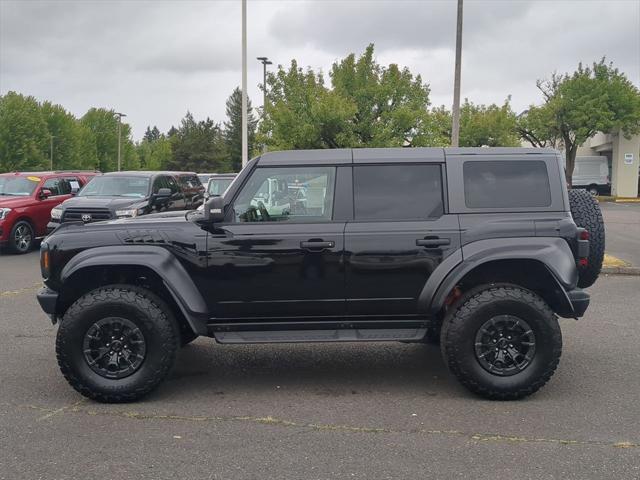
[37,147,590,340]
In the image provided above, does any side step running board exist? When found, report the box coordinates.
[214,328,427,344]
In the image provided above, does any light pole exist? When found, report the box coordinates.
[451,0,464,147]
[114,112,126,171]
[256,56,272,116]
[241,0,248,168]
[49,135,55,170]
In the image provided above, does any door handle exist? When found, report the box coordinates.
[416,237,451,248]
[300,240,335,250]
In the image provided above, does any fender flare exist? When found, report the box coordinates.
[420,237,578,316]
[60,246,209,334]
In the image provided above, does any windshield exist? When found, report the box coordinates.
[80,176,150,198]
[0,176,39,196]
[208,177,234,196]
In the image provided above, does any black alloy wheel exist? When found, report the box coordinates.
[83,317,147,379]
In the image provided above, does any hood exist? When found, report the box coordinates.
[60,196,148,210]
[0,195,35,208]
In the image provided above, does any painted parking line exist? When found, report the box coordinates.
[0,283,42,298]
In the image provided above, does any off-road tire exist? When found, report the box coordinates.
[9,220,34,254]
[56,285,180,403]
[568,189,605,288]
[440,285,562,400]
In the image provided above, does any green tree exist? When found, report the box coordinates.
[0,92,49,171]
[519,59,640,184]
[330,44,438,147]
[81,108,137,172]
[224,87,258,171]
[143,126,161,142]
[41,101,99,170]
[259,60,356,150]
[458,98,520,147]
[137,135,172,170]
[260,45,448,150]
[169,112,228,172]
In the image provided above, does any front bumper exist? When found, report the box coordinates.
[37,287,59,316]
[567,288,590,317]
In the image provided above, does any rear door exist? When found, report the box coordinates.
[344,155,460,318]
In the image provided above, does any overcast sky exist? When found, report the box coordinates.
[1,0,639,140]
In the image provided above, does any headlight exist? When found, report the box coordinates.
[50,208,63,220]
[115,208,142,218]
[0,208,12,220]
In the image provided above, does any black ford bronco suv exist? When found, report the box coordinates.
[36,148,604,402]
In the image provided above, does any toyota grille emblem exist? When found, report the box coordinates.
[81,214,92,223]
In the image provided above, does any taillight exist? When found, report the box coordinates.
[579,258,589,268]
[580,230,589,241]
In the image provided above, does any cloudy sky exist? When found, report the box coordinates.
[1,0,639,139]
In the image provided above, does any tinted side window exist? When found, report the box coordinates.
[463,160,551,208]
[166,176,180,194]
[353,165,443,221]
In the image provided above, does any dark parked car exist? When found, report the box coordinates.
[37,148,604,402]
[47,171,204,232]
[0,171,97,253]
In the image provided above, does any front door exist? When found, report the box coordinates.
[344,163,460,318]
[204,165,345,322]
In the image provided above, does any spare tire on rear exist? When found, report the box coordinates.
[568,189,605,288]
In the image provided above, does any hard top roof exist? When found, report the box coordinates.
[257,147,559,165]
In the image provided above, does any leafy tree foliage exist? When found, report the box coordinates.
[259,60,355,149]
[143,126,161,142]
[0,92,49,171]
[518,59,640,183]
[260,45,449,150]
[458,99,520,147]
[41,101,98,170]
[137,135,172,170]
[168,112,229,172]
[224,87,258,171]
[81,108,138,172]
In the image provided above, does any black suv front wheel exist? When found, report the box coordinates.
[56,285,180,403]
[441,285,562,400]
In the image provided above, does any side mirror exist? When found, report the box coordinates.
[203,195,225,223]
[155,187,171,198]
[70,187,80,196]
[39,189,52,199]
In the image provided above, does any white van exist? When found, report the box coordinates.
[572,156,610,196]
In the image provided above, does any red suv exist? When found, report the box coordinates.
[0,171,97,254]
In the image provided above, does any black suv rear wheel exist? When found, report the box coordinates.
[56,285,180,403]
[441,285,562,400]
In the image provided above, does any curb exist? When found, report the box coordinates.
[602,266,640,276]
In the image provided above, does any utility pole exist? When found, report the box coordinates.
[50,135,55,170]
[451,0,464,147]
[114,112,126,171]
[241,0,248,168]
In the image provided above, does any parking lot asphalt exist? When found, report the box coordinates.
[1,251,639,479]
[600,201,640,266]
